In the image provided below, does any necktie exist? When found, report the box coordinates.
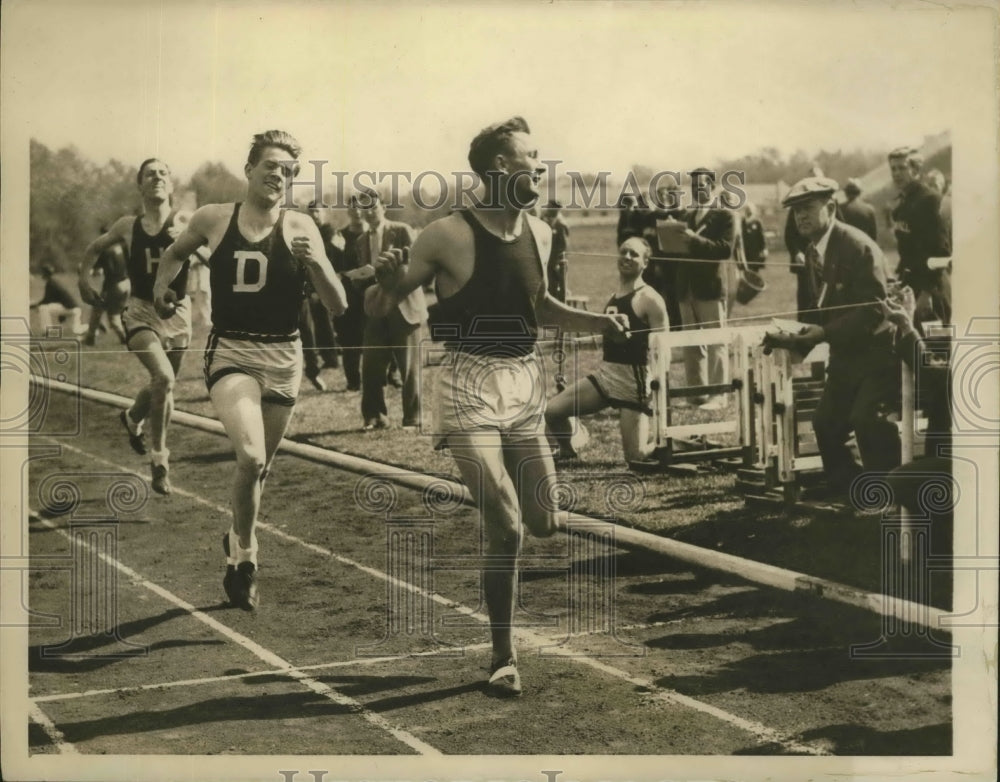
[806,244,827,308]
[805,243,821,271]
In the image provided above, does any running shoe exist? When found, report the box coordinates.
[119,410,147,455]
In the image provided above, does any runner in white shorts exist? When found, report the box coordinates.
[153,130,346,612]
[203,334,302,406]
[79,158,202,495]
[122,296,192,350]
[545,237,668,469]
[367,117,627,697]
[431,350,547,450]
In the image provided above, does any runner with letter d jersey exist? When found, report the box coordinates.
[152,130,347,612]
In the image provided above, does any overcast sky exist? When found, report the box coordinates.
[5,0,995,185]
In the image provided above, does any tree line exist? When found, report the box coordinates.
[29,139,448,272]
[32,139,937,273]
[29,140,247,273]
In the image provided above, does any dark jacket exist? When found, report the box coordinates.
[354,219,427,325]
[840,197,878,242]
[741,217,768,271]
[675,208,734,301]
[891,181,950,291]
[785,203,845,271]
[616,206,648,246]
[810,221,890,367]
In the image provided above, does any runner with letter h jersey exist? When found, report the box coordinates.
[153,130,347,612]
[78,158,203,496]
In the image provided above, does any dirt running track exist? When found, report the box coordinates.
[24,393,951,757]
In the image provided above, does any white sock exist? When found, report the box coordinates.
[236,533,258,567]
[226,528,238,566]
[149,448,170,467]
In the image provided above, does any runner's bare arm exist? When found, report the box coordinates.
[529,214,626,334]
[77,216,131,304]
[286,212,348,316]
[153,206,213,306]
[365,220,440,317]
[538,291,628,334]
[635,286,668,333]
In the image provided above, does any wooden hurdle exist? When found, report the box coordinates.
[648,323,927,493]
[648,326,765,467]
[736,345,926,511]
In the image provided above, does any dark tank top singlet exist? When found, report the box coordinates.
[128,211,189,301]
[208,204,306,339]
[601,288,650,366]
[428,210,545,358]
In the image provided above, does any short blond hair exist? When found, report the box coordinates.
[248,130,302,166]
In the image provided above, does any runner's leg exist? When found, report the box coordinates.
[127,329,176,456]
[504,434,564,539]
[210,372,267,549]
[448,432,522,668]
[619,408,653,462]
[545,378,605,453]
[259,399,295,492]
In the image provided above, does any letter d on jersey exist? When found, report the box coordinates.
[233,250,268,293]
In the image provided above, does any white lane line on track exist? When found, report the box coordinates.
[50,437,495,626]
[29,703,79,754]
[33,511,441,756]
[43,437,828,755]
[33,643,492,704]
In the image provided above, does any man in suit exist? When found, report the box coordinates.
[674,167,735,410]
[785,165,841,323]
[642,174,686,332]
[889,146,951,325]
[765,177,901,500]
[616,194,646,246]
[355,190,426,430]
[839,178,878,241]
[334,195,369,391]
[540,199,569,302]
[740,202,768,272]
[299,201,344,391]
[923,168,953,252]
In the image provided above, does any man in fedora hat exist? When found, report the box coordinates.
[765,176,901,501]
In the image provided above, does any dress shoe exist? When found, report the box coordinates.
[362,415,389,431]
[305,370,327,392]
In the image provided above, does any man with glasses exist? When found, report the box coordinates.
[354,190,425,430]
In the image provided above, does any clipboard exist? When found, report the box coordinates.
[655,220,690,255]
